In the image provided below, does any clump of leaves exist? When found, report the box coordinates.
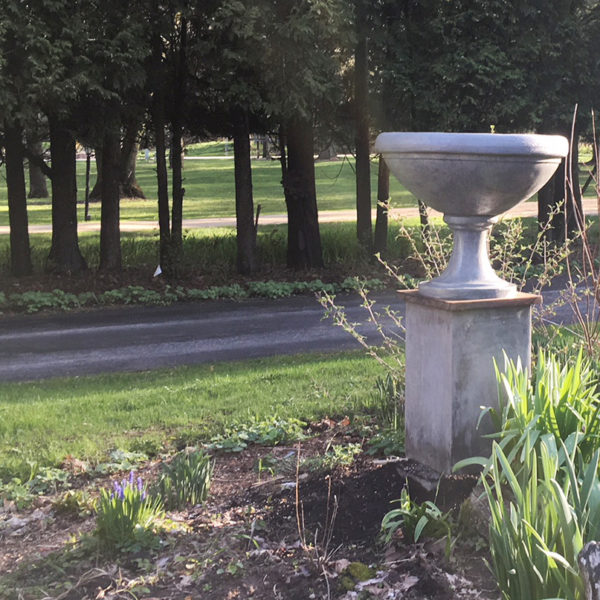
[94,449,148,475]
[207,416,306,453]
[0,463,71,509]
[52,490,93,518]
[302,443,361,474]
[95,471,163,552]
[155,450,213,510]
[366,429,404,457]
[381,487,452,556]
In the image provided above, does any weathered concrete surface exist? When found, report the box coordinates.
[403,291,540,473]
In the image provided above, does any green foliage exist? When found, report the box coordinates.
[6,290,81,313]
[488,350,600,465]
[155,450,213,510]
[481,437,591,600]
[302,443,361,474]
[366,430,404,458]
[456,351,600,600]
[381,488,452,555]
[207,416,306,453]
[0,278,385,314]
[0,462,71,509]
[99,286,165,306]
[52,489,93,518]
[94,449,148,476]
[95,472,163,552]
[0,478,35,510]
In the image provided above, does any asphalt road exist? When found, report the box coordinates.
[0,288,583,382]
[0,291,403,382]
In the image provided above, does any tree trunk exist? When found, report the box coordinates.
[47,115,87,274]
[418,199,430,238]
[119,120,145,198]
[26,140,49,199]
[89,152,102,201]
[166,15,188,275]
[170,116,184,269]
[374,156,390,256]
[233,110,257,275]
[99,128,122,271]
[5,122,33,276]
[538,131,583,244]
[283,116,324,269]
[152,84,171,272]
[354,14,372,250]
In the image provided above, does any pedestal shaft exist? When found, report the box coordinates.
[403,292,539,473]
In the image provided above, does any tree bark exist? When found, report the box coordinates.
[99,128,122,271]
[374,156,390,256]
[47,115,87,274]
[170,116,184,268]
[233,110,257,274]
[26,140,49,199]
[354,13,372,250]
[89,152,102,201]
[152,83,171,272]
[119,119,145,198]
[283,115,324,269]
[4,122,33,276]
[538,131,583,243]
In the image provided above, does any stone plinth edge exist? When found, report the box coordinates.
[398,289,541,312]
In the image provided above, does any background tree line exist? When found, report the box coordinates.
[1,0,599,279]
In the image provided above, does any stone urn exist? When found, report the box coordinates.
[374,132,569,300]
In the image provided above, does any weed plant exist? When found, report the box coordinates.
[95,472,163,551]
[155,450,213,509]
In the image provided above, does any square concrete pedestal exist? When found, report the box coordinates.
[401,290,541,473]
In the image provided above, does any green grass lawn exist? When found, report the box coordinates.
[0,351,387,481]
[0,157,416,226]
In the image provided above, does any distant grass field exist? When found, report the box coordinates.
[0,155,416,226]
[0,351,386,480]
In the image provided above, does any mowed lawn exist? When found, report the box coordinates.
[0,157,417,226]
[0,351,387,480]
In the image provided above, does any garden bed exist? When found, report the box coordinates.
[1,425,497,600]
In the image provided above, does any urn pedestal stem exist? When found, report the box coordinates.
[419,215,516,300]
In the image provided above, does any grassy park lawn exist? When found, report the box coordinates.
[0,351,387,481]
[0,157,417,226]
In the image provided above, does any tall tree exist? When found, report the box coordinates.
[261,0,351,269]
[354,0,372,250]
[0,1,33,276]
[4,123,33,275]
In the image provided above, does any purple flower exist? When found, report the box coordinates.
[137,477,144,492]
[129,471,135,486]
